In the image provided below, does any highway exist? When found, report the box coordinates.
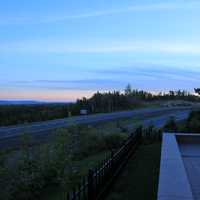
[0,107,192,149]
[126,109,190,131]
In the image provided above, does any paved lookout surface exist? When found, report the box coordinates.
[179,135,200,200]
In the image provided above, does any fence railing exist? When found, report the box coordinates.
[66,127,143,200]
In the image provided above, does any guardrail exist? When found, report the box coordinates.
[66,127,143,200]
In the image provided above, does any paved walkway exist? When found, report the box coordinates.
[179,143,200,200]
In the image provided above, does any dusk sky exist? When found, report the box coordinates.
[1,0,200,102]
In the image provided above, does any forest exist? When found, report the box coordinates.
[0,85,199,126]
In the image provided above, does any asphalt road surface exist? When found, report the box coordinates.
[126,109,190,131]
[0,107,191,150]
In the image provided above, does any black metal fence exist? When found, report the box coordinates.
[66,127,143,200]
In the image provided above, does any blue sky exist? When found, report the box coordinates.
[1,0,200,101]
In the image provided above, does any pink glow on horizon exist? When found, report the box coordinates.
[0,88,94,102]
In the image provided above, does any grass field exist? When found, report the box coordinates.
[106,142,161,200]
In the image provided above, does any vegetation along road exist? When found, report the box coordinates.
[0,107,192,149]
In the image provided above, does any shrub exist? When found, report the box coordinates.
[164,117,177,132]
[104,132,127,150]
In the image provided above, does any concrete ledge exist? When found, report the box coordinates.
[176,133,200,144]
[157,133,194,200]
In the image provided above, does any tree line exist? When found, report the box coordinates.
[75,84,200,113]
[0,85,199,126]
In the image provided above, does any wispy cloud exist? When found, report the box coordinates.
[40,1,200,22]
[11,79,125,91]
[2,40,200,55]
[1,1,200,25]
[94,65,200,83]
[6,65,200,92]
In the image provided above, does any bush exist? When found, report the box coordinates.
[0,165,12,200]
[73,125,127,158]
[104,132,127,150]
[187,118,200,133]
[164,117,177,132]
[168,111,200,133]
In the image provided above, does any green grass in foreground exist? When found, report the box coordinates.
[106,142,161,200]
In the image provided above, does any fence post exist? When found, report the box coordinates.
[88,169,95,200]
[111,150,114,170]
[158,129,162,141]
[137,126,143,143]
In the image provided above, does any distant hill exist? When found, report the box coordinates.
[0,100,70,105]
[0,100,45,105]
